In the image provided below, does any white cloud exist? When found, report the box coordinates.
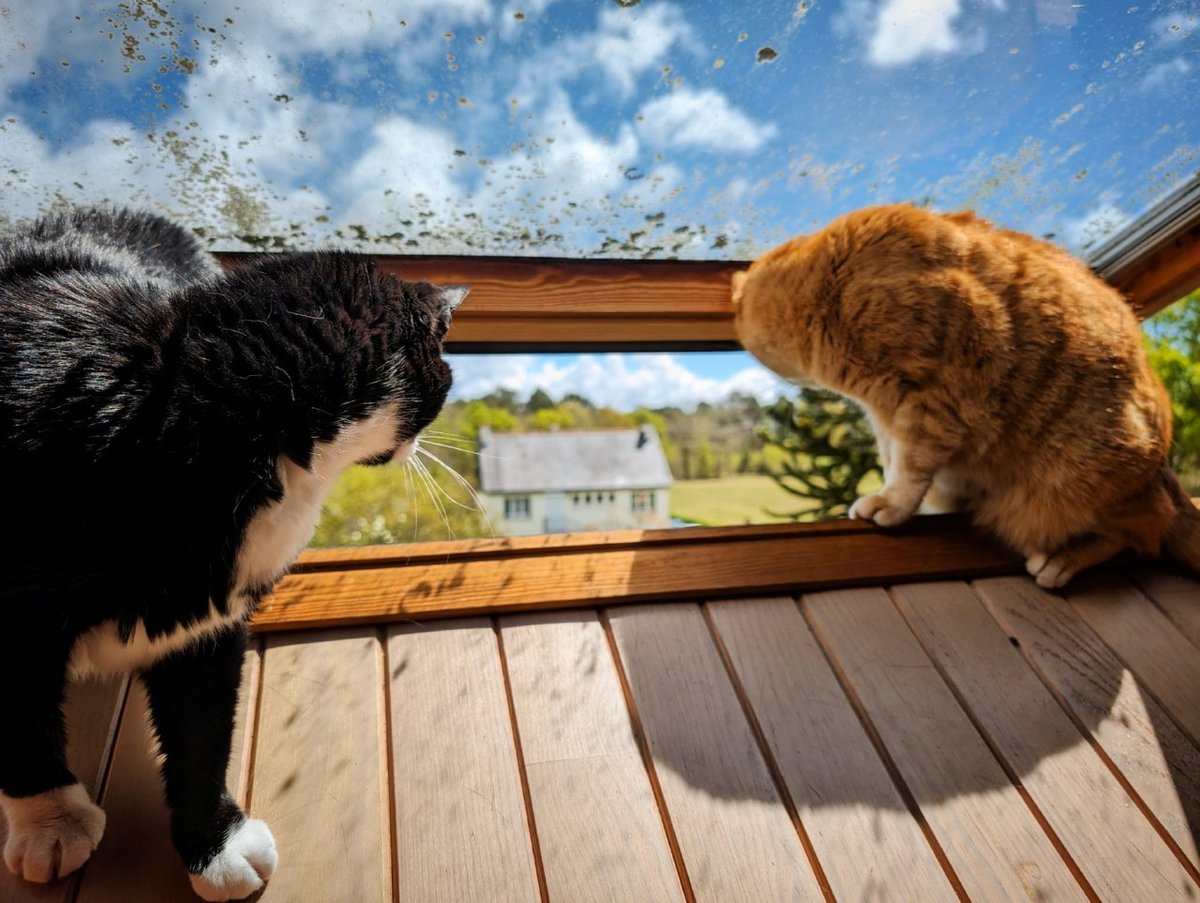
[1060,202,1130,256]
[636,88,778,154]
[0,117,175,222]
[0,0,765,256]
[446,353,790,410]
[870,0,963,65]
[835,0,1003,67]
[0,3,56,96]
[1035,0,1078,28]
[570,4,701,98]
[205,0,492,56]
[340,117,464,209]
[1154,12,1197,44]
[1140,57,1191,92]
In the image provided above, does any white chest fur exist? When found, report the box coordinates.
[69,409,407,678]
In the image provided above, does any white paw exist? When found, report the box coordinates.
[189,818,278,902]
[849,492,915,527]
[1026,552,1073,589]
[1,783,106,882]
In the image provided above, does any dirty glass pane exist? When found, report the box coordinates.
[2,1,1196,259]
[305,351,875,545]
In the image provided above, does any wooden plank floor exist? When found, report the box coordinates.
[3,565,1199,902]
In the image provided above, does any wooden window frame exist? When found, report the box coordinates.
[216,217,1200,351]
[225,219,1200,632]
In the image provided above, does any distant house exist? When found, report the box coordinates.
[477,426,673,535]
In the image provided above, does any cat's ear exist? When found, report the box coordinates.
[435,284,469,330]
[439,284,469,314]
[730,270,748,306]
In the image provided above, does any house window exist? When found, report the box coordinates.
[632,491,655,514]
[504,496,531,520]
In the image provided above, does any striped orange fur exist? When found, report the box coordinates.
[733,204,1199,587]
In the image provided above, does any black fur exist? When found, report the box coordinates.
[0,207,460,882]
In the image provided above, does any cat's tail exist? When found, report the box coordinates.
[1163,465,1200,574]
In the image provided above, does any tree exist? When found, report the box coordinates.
[463,399,518,432]
[757,389,882,520]
[526,388,555,412]
[479,388,520,411]
[1145,289,1200,485]
[563,392,594,409]
[531,407,575,430]
[312,457,488,545]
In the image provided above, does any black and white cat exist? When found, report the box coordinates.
[0,208,466,900]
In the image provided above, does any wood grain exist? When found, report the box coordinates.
[445,315,734,348]
[1066,575,1200,747]
[371,255,743,316]
[893,580,1198,898]
[251,629,391,903]
[0,677,127,903]
[802,587,1085,902]
[1126,563,1200,650]
[74,681,197,903]
[294,518,911,571]
[606,604,823,902]
[226,641,262,807]
[215,240,1198,350]
[976,575,1200,872]
[387,619,540,903]
[501,612,683,903]
[217,254,744,347]
[259,517,1018,632]
[707,597,957,902]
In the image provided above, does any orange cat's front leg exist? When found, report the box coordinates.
[851,404,964,527]
[849,446,932,525]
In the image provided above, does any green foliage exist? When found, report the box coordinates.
[1145,289,1200,482]
[311,388,795,546]
[656,392,768,479]
[757,389,881,520]
[311,458,487,546]
[312,405,489,546]
[530,407,575,430]
[526,388,555,412]
[463,399,518,432]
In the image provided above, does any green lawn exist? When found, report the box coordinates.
[670,475,818,526]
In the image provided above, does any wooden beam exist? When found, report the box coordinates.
[1105,217,1200,318]
[218,253,744,347]
[253,515,1020,632]
[216,226,1200,351]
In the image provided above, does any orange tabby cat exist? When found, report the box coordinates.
[732,203,1200,587]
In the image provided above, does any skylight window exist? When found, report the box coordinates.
[2,1,1196,260]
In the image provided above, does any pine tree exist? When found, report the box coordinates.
[757,389,881,520]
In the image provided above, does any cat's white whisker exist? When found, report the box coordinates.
[415,445,496,538]
[417,438,508,460]
[410,455,454,539]
[413,448,485,513]
[401,462,420,544]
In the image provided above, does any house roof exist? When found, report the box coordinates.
[477,427,674,494]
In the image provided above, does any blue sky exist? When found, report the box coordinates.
[1,0,1197,407]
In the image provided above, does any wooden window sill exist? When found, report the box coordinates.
[255,514,1022,632]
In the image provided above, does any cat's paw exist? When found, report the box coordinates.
[1,783,106,882]
[1026,551,1074,589]
[849,492,916,527]
[189,818,278,902]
